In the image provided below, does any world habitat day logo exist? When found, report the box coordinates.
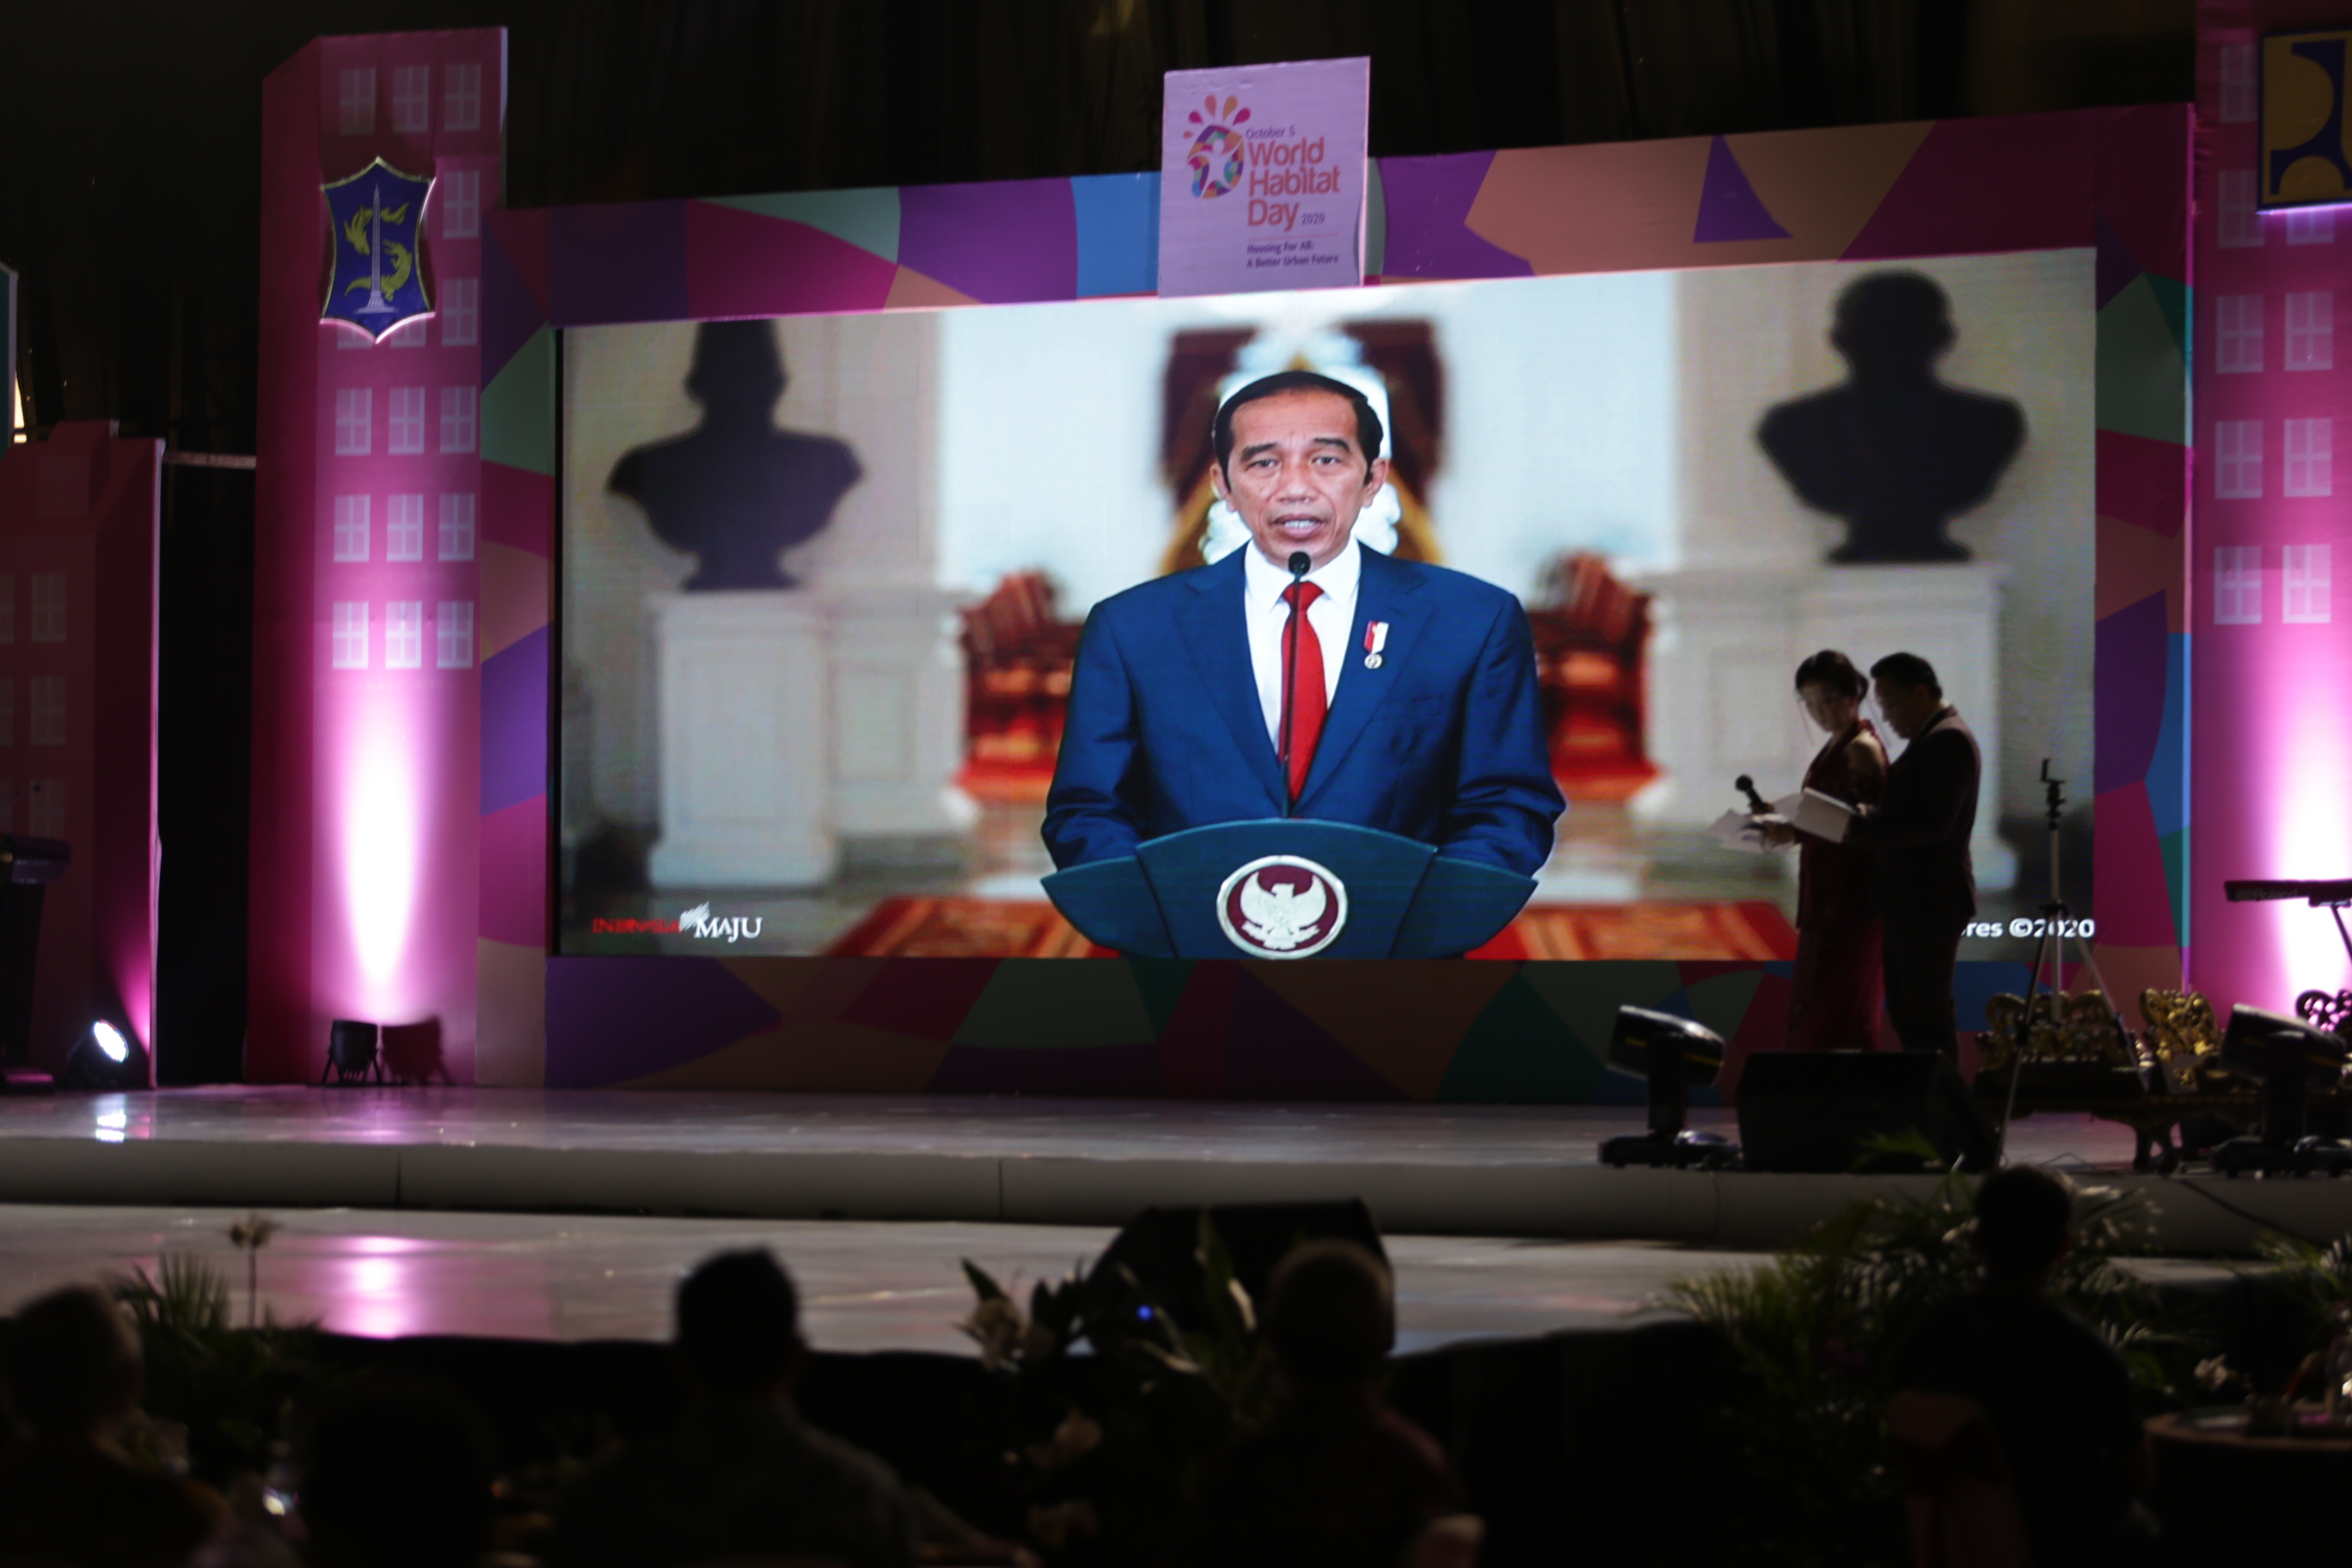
[1185,93,1252,198]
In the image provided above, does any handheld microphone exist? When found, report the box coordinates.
[1279,552,1310,818]
[1735,775,1773,816]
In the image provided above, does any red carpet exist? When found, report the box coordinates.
[1466,900,1796,960]
[825,897,1798,961]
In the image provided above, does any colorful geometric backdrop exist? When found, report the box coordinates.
[253,41,2195,1098]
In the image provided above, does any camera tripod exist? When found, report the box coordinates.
[1996,762,2140,1161]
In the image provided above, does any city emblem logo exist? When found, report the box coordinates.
[1216,855,1346,959]
[1184,93,1252,199]
[321,156,434,341]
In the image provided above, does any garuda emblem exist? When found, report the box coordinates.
[1216,855,1347,959]
[322,157,434,341]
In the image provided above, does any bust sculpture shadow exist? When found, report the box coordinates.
[1757,272,2026,564]
[609,320,863,590]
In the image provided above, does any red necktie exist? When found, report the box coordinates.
[1281,581,1326,801]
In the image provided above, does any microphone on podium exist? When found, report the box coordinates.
[1280,551,1311,820]
[1735,775,1773,817]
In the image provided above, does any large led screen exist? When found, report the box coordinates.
[559,250,2095,961]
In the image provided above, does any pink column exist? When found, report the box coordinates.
[251,31,506,1081]
[2191,2,2352,1013]
[0,424,159,1071]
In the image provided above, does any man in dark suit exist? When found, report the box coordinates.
[1846,652,1981,1057]
[1043,371,1562,878]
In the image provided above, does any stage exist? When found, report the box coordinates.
[0,1087,2343,1260]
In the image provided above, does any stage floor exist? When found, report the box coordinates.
[0,1087,2343,1253]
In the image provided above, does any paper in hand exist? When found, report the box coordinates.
[1707,809,1774,854]
[1792,787,1855,844]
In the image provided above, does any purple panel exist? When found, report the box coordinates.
[1842,114,2094,260]
[2093,782,2177,946]
[836,958,1001,1041]
[481,623,548,817]
[684,202,898,319]
[2093,214,2141,310]
[477,795,547,948]
[480,217,547,388]
[924,1043,1165,1095]
[898,179,1078,303]
[2094,591,2168,795]
[1377,152,1533,280]
[546,956,782,1087]
[2094,105,2190,282]
[1692,136,1792,243]
[1222,971,1409,1101]
[2097,429,2186,537]
[548,201,691,326]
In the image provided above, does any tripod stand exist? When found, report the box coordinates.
[1997,762,2140,1162]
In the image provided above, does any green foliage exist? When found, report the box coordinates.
[1662,1175,2196,1568]
[107,1255,332,1487]
[2253,1231,2352,1340]
[958,1214,1276,1565]
[1852,1126,1946,1172]
[2247,1231,2352,1398]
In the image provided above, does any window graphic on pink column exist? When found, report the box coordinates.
[2193,14,2352,1021]
[249,29,505,1082]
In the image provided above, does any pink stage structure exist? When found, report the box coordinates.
[252,32,505,1085]
[235,15,2337,1094]
[2192,0,2352,1020]
[0,422,161,1075]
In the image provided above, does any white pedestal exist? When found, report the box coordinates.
[823,586,977,838]
[646,591,836,889]
[1630,560,2017,891]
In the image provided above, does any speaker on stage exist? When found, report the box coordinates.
[1736,1051,1997,1173]
[1090,1200,1385,1332]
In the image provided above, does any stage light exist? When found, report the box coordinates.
[2211,1005,2352,1176]
[1599,1006,1741,1169]
[340,698,422,1015]
[59,1020,148,1090]
[322,1020,383,1086]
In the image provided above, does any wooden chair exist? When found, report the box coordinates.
[1525,552,1652,785]
[958,571,1081,769]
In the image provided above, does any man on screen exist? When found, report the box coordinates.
[1043,371,1563,877]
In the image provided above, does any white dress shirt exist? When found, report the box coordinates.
[1241,536,1362,750]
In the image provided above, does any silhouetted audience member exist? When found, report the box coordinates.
[1890,1167,2156,1565]
[551,1248,919,1568]
[1167,1240,1468,1568]
[0,1284,218,1568]
[297,1375,497,1568]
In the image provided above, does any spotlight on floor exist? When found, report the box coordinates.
[322,1020,383,1086]
[2211,1005,2352,1177]
[60,1020,149,1091]
[1599,1005,1740,1169]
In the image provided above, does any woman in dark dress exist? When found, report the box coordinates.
[1775,650,1888,1051]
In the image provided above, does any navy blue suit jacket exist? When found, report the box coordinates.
[1042,546,1565,876]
